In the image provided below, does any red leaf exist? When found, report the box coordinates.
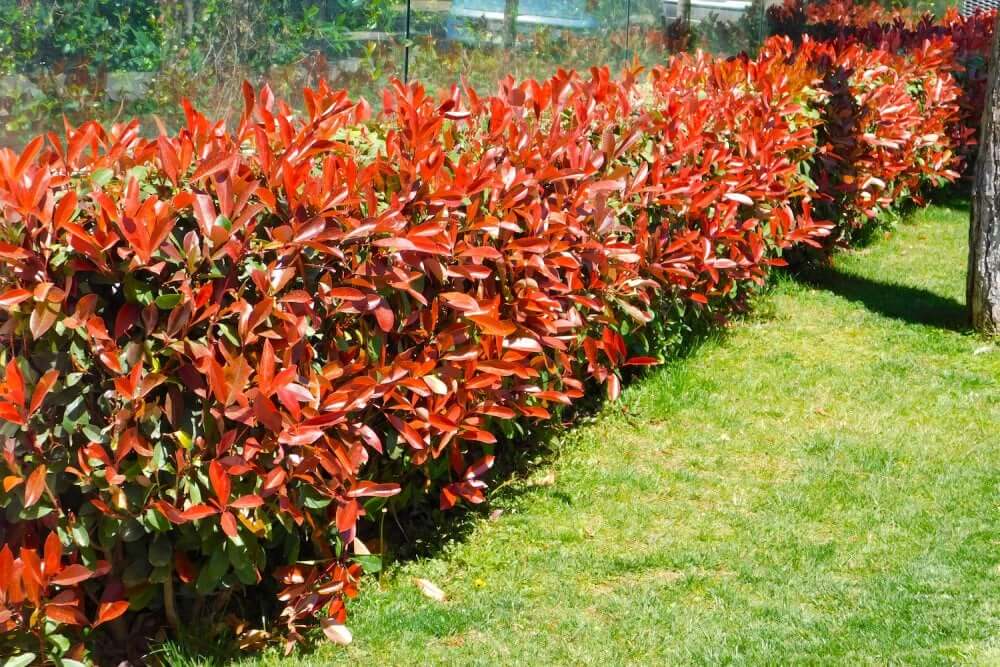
[174,551,197,583]
[29,301,59,339]
[534,391,571,405]
[2,475,21,492]
[209,460,231,505]
[179,504,220,521]
[98,344,123,374]
[50,564,94,586]
[29,369,59,416]
[440,292,481,312]
[93,600,129,627]
[24,464,46,507]
[190,193,218,234]
[336,499,359,535]
[0,288,32,309]
[152,500,184,524]
[505,336,542,352]
[440,485,458,510]
[116,427,153,461]
[114,360,142,400]
[43,531,62,576]
[254,394,283,432]
[442,481,485,507]
[20,548,42,598]
[114,303,140,338]
[468,315,516,337]
[14,136,43,180]
[53,191,78,228]
[46,603,89,626]
[328,287,366,301]
[465,455,495,479]
[347,481,401,498]
[0,243,30,261]
[262,468,287,493]
[374,304,395,332]
[5,359,25,410]
[460,428,497,444]
[229,494,264,509]
[220,511,239,538]
[624,356,660,366]
[387,415,426,450]
[158,136,181,184]
[207,356,229,406]
[191,150,237,183]
[0,401,23,425]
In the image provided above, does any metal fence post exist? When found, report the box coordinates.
[625,0,633,63]
[403,0,413,83]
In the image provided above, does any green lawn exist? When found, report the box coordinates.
[179,198,1000,665]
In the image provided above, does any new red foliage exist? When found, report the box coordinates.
[798,35,963,235]
[770,0,996,173]
[0,9,980,659]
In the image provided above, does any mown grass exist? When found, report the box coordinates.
[171,198,1000,665]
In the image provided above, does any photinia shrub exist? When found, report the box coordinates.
[799,35,963,239]
[769,0,996,175]
[0,16,976,663]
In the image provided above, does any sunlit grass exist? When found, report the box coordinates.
[169,198,1000,665]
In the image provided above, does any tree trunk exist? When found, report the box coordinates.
[678,0,692,25]
[504,0,519,49]
[969,16,1000,334]
[183,0,195,36]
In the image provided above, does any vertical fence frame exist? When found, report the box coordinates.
[625,0,633,62]
[403,0,413,83]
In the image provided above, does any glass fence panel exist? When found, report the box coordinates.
[627,0,690,67]
[0,0,788,149]
[685,0,771,56]
[0,0,407,147]
[405,0,633,96]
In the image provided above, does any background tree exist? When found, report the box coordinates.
[504,0,519,48]
[969,15,1000,333]
[678,0,692,24]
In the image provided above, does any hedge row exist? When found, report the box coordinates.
[0,6,990,661]
[770,0,996,173]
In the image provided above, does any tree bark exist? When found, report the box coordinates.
[969,16,1000,334]
[183,0,195,36]
[678,0,692,25]
[504,0,519,49]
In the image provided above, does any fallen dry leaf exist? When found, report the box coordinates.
[353,537,371,555]
[238,629,272,651]
[535,471,556,486]
[414,577,447,602]
[321,618,353,645]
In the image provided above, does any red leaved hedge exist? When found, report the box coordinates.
[0,7,983,660]
[770,0,996,174]
[798,35,963,237]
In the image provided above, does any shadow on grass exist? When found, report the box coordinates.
[794,265,969,333]
[929,186,971,214]
[791,186,971,333]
